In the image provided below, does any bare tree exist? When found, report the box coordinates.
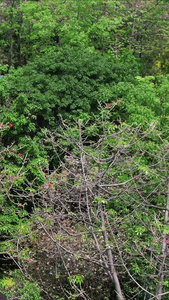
[2,120,169,299]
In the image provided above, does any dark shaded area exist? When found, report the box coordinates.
[0,292,7,300]
[0,253,18,270]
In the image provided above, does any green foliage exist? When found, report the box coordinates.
[0,271,42,300]
[0,1,169,299]
[0,206,29,237]
[20,282,42,300]
[68,274,84,286]
[0,46,139,146]
[0,0,168,72]
[0,277,15,288]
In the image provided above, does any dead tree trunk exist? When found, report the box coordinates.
[156,179,169,299]
[100,209,125,300]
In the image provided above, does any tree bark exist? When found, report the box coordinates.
[100,210,125,300]
[156,179,169,299]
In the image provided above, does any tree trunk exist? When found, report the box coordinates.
[156,179,169,299]
[101,210,125,300]
[8,31,13,70]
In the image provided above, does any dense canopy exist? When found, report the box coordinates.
[0,1,169,300]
